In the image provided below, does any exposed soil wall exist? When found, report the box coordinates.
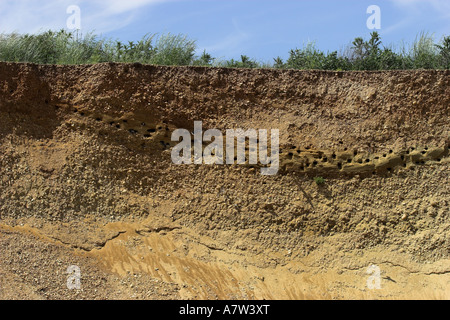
[0,62,448,300]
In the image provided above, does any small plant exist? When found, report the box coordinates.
[273,56,285,69]
[436,35,450,68]
[222,55,261,69]
[193,50,214,66]
[314,176,326,186]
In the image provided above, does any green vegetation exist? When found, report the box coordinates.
[0,29,449,70]
[219,55,260,69]
[314,177,326,186]
[280,32,450,70]
[0,30,198,66]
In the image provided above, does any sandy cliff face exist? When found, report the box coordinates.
[0,62,448,299]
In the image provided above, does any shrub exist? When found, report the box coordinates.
[221,55,261,69]
[193,50,215,66]
[436,36,450,69]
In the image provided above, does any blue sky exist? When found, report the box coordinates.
[0,0,449,62]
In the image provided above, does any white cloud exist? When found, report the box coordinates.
[99,0,165,14]
[386,0,450,36]
[0,0,172,34]
[390,0,450,17]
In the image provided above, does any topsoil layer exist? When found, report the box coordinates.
[0,62,449,300]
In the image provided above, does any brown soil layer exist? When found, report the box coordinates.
[0,62,449,300]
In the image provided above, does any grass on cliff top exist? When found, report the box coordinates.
[0,30,449,70]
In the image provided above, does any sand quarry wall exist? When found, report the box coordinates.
[0,62,449,300]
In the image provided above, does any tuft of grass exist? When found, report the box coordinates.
[410,32,440,69]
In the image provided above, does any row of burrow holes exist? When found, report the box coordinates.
[61,105,447,170]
